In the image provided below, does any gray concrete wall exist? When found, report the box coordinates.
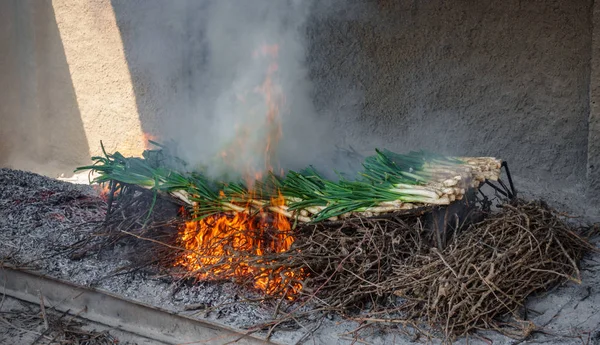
[589,1,600,201]
[309,0,598,215]
[307,0,592,184]
[0,0,598,215]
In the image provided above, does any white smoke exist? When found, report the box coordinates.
[154,0,335,180]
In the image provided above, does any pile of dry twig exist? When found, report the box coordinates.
[233,199,597,341]
[386,200,596,339]
[290,212,431,309]
[98,184,598,341]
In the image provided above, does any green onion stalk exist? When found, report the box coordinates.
[76,142,501,223]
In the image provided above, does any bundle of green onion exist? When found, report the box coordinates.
[76,142,501,223]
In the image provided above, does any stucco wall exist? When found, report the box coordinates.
[311,0,598,215]
[0,0,145,177]
[308,0,592,184]
[108,0,597,214]
[0,0,598,215]
[0,0,90,177]
[589,1,600,201]
[51,0,146,160]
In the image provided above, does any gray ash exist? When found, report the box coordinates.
[0,169,273,324]
[0,168,313,343]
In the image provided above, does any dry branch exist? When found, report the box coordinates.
[98,183,597,342]
[387,200,597,339]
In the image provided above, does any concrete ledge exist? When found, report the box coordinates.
[0,265,273,345]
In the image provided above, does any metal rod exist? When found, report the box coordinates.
[484,180,509,198]
[497,178,514,199]
[501,161,517,197]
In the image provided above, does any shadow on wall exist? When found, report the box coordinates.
[0,0,90,177]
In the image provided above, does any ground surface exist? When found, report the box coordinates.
[1,168,600,345]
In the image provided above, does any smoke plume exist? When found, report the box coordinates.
[141,0,337,181]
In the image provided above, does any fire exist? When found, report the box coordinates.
[175,192,303,298]
[173,43,305,298]
[93,183,115,201]
[142,132,158,150]
[217,43,284,186]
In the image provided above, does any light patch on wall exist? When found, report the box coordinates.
[52,0,145,158]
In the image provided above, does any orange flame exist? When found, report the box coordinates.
[173,43,305,298]
[142,132,158,150]
[218,43,284,187]
[93,183,117,201]
[175,192,303,298]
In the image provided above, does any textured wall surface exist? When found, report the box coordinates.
[109,0,202,143]
[0,0,90,177]
[0,0,597,216]
[0,0,145,177]
[589,1,600,200]
[52,0,146,159]
[307,0,592,184]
